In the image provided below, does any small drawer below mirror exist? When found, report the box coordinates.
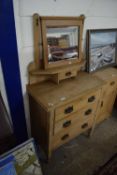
[51,69,78,84]
[59,70,77,81]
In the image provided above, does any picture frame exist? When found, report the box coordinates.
[0,138,43,175]
[87,29,117,72]
[0,162,17,175]
[0,155,17,175]
[40,16,85,69]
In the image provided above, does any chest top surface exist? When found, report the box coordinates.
[27,72,105,111]
[93,68,117,81]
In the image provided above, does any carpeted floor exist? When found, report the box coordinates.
[40,109,117,175]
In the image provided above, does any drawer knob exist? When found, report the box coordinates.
[61,134,69,140]
[63,120,71,128]
[65,72,72,76]
[85,109,92,115]
[64,106,73,114]
[81,123,88,129]
[101,101,103,107]
[110,81,115,86]
[88,96,95,102]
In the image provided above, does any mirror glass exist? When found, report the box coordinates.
[46,26,79,63]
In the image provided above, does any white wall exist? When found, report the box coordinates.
[12,0,117,134]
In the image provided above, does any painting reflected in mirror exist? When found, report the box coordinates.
[46,26,79,63]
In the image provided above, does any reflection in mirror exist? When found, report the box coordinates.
[46,26,79,63]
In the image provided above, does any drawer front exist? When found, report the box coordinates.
[54,103,97,135]
[53,118,93,149]
[59,70,77,81]
[107,78,117,95]
[102,79,117,96]
[55,90,100,122]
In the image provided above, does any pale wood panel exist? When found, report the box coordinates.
[93,68,117,82]
[28,95,51,155]
[94,68,117,125]
[33,14,40,69]
[53,117,93,149]
[96,112,110,124]
[55,89,100,121]
[54,103,97,134]
[28,68,117,158]
[27,72,104,111]
[28,57,85,85]
[58,70,77,81]
[41,16,84,69]
[30,62,84,75]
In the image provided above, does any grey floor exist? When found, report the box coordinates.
[41,109,117,175]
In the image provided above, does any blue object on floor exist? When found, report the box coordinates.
[0,155,17,175]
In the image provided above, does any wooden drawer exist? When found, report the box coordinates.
[51,69,78,84]
[106,78,117,94]
[53,118,93,149]
[58,70,77,81]
[54,103,97,135]
[102,79,117,97]
[55,90,100,122]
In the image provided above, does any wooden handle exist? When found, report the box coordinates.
[88,96,95,102]
[63,120,71,128]
[65,72,72,76]
[81,123,88,129]
[101,101,103,107]
[61,134,69,140]
[85,109,92,115]
[64,106,73,114]
[110,81,115,86]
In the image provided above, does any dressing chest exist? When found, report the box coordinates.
[27,14,117,159]
[27,68,117,158]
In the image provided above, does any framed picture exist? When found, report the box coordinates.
[87,29,117,72]
[0,162,17,175]
[0,138,43,175]
[0,155,17,175]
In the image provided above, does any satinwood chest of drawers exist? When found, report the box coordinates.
[27,68,117,159]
